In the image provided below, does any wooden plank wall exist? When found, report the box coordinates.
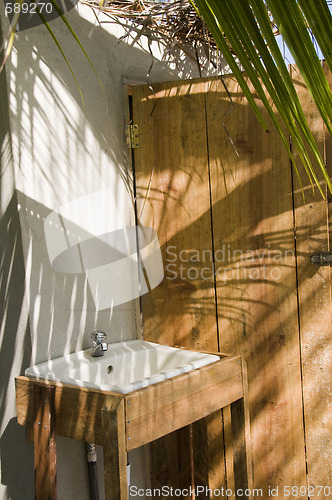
[291,62,332,489]
[131,67,331,498]
[205,74,307,495]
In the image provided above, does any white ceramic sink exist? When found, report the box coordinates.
[25,340,219,394]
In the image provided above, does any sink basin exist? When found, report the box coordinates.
[25,340,219,394]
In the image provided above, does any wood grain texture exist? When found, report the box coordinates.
[132,71,325,495]
[101,397,128,500]
[16,377,125,445]
[230,359,253,498]
[16,354,243,455]
[131,78,227,493]
[132,79,218,351]
[205,73,307,495]
[125,356,243,450]
[222,405,235,500]
[192,410,226,499]
[149,430,182,495]
[178,425,195,499]
[33,384,57,500]
[291,62,332,488]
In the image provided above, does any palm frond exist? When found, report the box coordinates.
[191,0,332,195]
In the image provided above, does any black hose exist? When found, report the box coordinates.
[86,443,99,500]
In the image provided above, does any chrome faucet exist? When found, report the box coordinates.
[91,331,108,357]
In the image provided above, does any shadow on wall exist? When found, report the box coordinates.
[0,419,34,500]
[14,190,145,362]
[0,189,145,498]
[0,7,185,366]
[1,4,226,365]
[1,7,217,358]
[0,193,33,499]
[0,18,35,497]
[5,7,217,207]
[7,19,131,204]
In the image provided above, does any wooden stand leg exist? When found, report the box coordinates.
[101,397,128,500]
[33,384,57,500]
[177,425,194,499]
[230,360,253,499]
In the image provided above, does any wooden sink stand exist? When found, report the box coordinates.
[15,352,253,499]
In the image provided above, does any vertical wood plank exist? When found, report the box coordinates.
[34,384,57,500]
[230,360,253,498]
[222,405,235,500]
[192,416,210,498]
[206,74,307,493]
[192,411,226,499]
[147,426,195,498]
[132,79,226,494]
[292,62,332,488]
[324,63,332,487]
[177,425,195,499]
[132,79,218,351]
[101,396,128,500]
[150,431,181,494]
[231,399,250,496]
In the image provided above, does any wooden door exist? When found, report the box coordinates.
[129,68,332,498]
[130,79,225,495]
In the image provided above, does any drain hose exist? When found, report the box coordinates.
[86,442,99,500]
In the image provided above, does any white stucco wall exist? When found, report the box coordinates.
[0,4,223,499]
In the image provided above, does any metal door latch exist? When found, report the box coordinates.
[310,252,332,266]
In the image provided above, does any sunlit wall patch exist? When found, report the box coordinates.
[44,190,164,310]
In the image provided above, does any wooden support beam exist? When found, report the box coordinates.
[125,356,243,450]
[33,384,57,500]
[16,377,122,445]
[222,405,236,499]
[101,396,128,500]
[178,425,194,499]
[230,360,253,499]
[192,410,227,498]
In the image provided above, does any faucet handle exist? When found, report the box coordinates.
[91,331,107,343]
[90,331,108,357]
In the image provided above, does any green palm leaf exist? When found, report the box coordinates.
[191,0,332,196]
[47,0,105,98]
